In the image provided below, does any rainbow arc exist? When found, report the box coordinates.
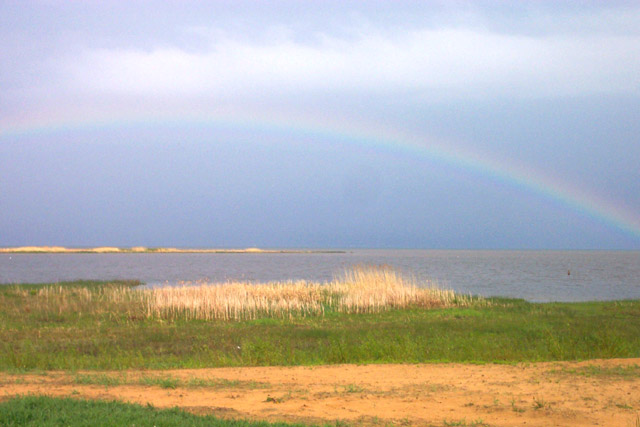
[2,110,639,239]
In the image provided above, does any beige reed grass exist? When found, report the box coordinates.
[142,280,327,321]
[10,284,137,318]
[11,266,482,321]
[140,266,481,321]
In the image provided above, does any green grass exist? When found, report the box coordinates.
[135,375,267,390]
[0,395,314,426]
[73,373,124,387]
[551,364,640,379]
[1,281,640,370]
[442,420,488,427]
[2,372,270,390]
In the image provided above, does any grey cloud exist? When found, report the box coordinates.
[59,26,640,104]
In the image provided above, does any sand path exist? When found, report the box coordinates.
[2,359,639,426]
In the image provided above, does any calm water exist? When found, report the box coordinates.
[1,250,639,302]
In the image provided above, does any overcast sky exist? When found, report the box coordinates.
[1,1,639,249]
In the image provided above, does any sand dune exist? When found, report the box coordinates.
[0,246,301,254]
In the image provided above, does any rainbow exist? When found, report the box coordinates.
[2,110,640,240]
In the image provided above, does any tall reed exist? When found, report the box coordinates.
[4,267,483,321]
[142,280,327,321]
[6,283,140,319]
[140,266,482,321]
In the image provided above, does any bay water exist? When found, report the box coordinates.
[1,250,638,302]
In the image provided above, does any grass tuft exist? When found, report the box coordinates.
[551,364,640,379]
[0,395,312,426]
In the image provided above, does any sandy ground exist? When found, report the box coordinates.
[2,359,639,426]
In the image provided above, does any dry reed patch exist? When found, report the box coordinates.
[329,266,473,312]
[142,280,328,321]
[141,266,483,321]
[4,283,141,319]
[3,267,484,321]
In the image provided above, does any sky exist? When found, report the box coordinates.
[1,1,639,250]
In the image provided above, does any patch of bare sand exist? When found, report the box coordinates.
[1,359,639,426]
[0,246,69,252]
[0,246,283,253]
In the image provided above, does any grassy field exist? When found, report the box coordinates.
[0,396,313,427]
[1,268,639,370]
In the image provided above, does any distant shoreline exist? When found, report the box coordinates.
[0,246,345,254]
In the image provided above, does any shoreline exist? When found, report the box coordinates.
[0,246,345,254]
